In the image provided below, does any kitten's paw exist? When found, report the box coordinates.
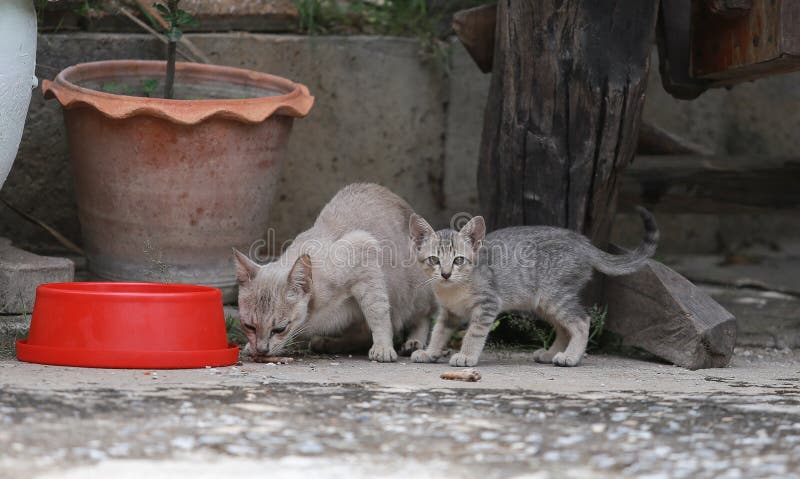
[369,344,398,362]
[411,349,437,363]
[399,339,425,356]
[533,348,555,363]
[552,352,581,367]
[449,353,478,367]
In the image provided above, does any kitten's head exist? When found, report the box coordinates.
[233,250,313,356]
[409,214,485,286]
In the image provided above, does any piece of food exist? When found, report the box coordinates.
[440,369,481,382]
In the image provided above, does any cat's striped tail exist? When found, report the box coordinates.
[590,206,659,276]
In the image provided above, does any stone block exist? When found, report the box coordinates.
[604,255,737,370]
[0,238,74,314]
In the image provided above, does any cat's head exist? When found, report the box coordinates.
[409,214,485,286]
[233,250,313,356]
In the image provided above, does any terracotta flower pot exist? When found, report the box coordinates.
[43,60,313,300]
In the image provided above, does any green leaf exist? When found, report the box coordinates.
[175,9,199,27]
[153,3,170,17]
[141,79,159,97]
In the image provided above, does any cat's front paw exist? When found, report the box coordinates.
[533,348,555,363]
[399,339,424,356]
[369,344,398,362]
[411,349,437,363]
[552,352,581,367]
[449,353,478,367]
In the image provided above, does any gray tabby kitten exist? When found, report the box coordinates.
[409,208,658,367]
[234,183,437,362]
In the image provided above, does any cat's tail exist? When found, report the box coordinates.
[589,206,659,276]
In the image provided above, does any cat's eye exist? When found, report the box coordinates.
[453,256,466,266]
[426,256,440,266]
[270,325,287,337]
[243,323,257,334]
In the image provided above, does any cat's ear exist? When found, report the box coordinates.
[233,248,259,284]
[409,213,435,249]
[287,254,313,296]
[459,216,486,251]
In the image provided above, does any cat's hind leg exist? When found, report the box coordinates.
[549,303,590,367]
[532,323,569,364]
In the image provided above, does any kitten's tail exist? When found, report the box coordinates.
[590,206,659,276]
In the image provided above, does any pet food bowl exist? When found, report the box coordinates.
[16,282,239,369]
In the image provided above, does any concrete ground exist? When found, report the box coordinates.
[1,347,799,479]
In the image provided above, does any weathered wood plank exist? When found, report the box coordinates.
[656,0,710,100]
[452,4,496,74]
[691,0,800,81]
[619,155,800,214]
[478,0,660,250]
[604,251,737,370]
[636,123,713,156]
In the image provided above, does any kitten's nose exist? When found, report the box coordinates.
[441,272,451,279]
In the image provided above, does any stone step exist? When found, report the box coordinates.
[0,238,74,314]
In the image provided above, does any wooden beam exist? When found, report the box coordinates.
[452,4,496,74]
[691,0,800,82]
[636,122,714,156]
[619,155,800,213]
[656,0,710,100]
[478,0,660,250]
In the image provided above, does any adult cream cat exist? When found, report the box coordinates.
[234,183,436,362]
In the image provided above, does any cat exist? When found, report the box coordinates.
[234,183,437,362]
[408,207,658,367]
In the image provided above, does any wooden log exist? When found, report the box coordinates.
[691,0,800,82]
[636,122,714,156]
[619,155,800,214]
[604,251,737,370]
[452,4,496,74]
[656,0,710,100]
[477,0,660,249]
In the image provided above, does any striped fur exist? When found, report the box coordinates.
[409,208,658,367]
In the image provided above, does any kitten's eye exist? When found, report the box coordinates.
[270,325,287,337]
[426,256,440,266]
[453,256,466,266]
[243,323,257,334]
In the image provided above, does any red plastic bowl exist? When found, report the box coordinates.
[16,282,239,369]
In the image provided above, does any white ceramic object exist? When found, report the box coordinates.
[0,0,38,191]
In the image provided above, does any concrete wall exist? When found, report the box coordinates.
[1,33,799,255]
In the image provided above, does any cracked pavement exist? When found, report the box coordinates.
[1,348,799,478]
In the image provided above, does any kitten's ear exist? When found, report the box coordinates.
[409,213,435,249]
[459,216,486,251]
[288,254,313,296]
[233,248,259,284]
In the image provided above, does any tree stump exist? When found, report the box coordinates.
[478,0,660,248]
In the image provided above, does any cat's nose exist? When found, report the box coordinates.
[441,272,451,279]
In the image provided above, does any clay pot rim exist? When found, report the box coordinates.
[42,60,314,125]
